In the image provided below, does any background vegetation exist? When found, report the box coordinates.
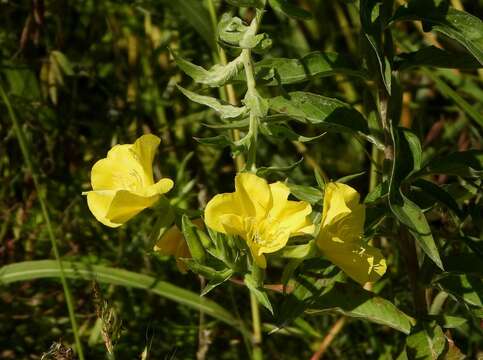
[0,0,482,359]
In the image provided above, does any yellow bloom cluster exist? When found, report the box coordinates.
[85,135,386,284]
[204,173,314,268]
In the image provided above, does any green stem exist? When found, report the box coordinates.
[241,8,264,172]
[0,85,85,359]
[250,290,263,360]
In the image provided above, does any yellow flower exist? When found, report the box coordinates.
[204,173,314,268]
[84,134,173,227]
[153,219,204,273]
[316,182,386,285]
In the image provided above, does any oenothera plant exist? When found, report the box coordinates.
[82,0,483,358]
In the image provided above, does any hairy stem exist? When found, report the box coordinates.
[0,85,85,359]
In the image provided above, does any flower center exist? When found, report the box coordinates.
[244,216,287,248]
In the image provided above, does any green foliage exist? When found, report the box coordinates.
[1,0,482,358]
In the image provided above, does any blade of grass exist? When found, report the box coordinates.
[0,260,238,327]
[0,84,85,359]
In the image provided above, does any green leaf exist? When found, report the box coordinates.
[181,215,206,264]
[3,65,41,100]
[232,52,368,85]
[336,171,366,184]
[391,187,443,270]
[395,46,481,71]
[268,92,381,147]
[389,127,443,270]
[268,0,312,20]
[436,273,483,307]
[431,315,467,329]
[173,53,244,87]
[277,240,317,259]
[286,183,323,204]
[0,260,237,326]
[392,4,483,65]
[406,323,446,360]
[218,13,249,47]
[364,181,388,204]
[256,158,304,177]
[244,273,274,314]
[280,280,414,334]
[201,269,235,296]
[360,0,392,94]
[415,150,483,178]
[177,86,247,119]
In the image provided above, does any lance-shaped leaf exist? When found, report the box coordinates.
[286,183,323,204]
[245,273,274,314]
[0,260,237,327]
[174,53,244,87]
[360,0,392,94]
[389,127,443,270]
[279,278,414,334]
[178,86,247,119]
[256,158,304,177]
[392,3,483,65]
[268,91,382,147]
[232,52,368,85]
[395,46,482,71]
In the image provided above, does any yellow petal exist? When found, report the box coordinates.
[220,214,245,236]
[91,144,148,191]
[318,240,386,284]
[86,191,121,228]
[268,181,290,218]
[256,223,291,254]
[131,134,161,184]
[234,173,272,219]
[144,178,174,197]
[320,182,365,243]
[105,190,159,224]
[204,193,240,233]
[334,202,365,242]
[91,134,162,193]
[321,183,354,227]
[276,200,314,236]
